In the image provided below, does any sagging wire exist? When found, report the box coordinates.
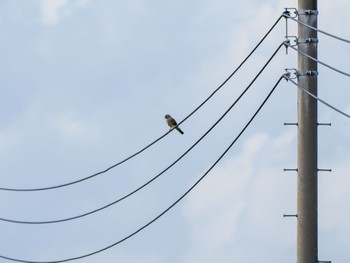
[0,42,286,225]
[0,15,284,193]
[0,75,286,263]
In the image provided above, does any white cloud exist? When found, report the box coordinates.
[320,157,350,231]
[183,123,350,262]
[51,112,101,142]
[181,130,300,262]
[182,133,271,262]
[344,104,350,114]
[41,0,68,25]
[40,0,89,25]
[0,128,22,156]
[76,0,89,7]
[2,1,350,262]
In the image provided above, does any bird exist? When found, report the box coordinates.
[165,114,184,134]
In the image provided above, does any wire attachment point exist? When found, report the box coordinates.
[282,8,298,18]
[286,36,298,45]
[284,68,298,80]
[283,9,298,44]
[284,37,298,54]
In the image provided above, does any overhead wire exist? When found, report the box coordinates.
[285,76,350,119]
[0,14,284,193]
[0,74,286,263]
[285,41,350,78]
[0,42,286,225]
[7,6,350,263]
[284,14,350,44]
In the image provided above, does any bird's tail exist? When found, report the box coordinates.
[176,127,184,134]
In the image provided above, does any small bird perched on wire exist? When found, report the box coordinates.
[165,114,184,134]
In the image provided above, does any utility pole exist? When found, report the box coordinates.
[297,0,318,262]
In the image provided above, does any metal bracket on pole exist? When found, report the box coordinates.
[283,214,298,218]
[286,36,298,45]
[284,168,298,172]
[317,169,332,172]
[284,68,298,79]
[296,70,319,77]
[298,9,319,16]
[283,8,298,51]
[284,122,298,126]
[284,37,298,54]
[317,123,331,126]
[283,7,298,18]
[298,38,319,44]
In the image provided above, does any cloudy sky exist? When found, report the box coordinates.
[0,0,350,262]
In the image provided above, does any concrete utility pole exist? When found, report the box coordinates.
[297,0,318,262]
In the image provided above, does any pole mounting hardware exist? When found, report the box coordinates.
[284,168,298,172]
[318,169,332,172]
[283,214,298,218]
[298,38,319,44]
[284,68,318,79]
[284,37,298,54]
[298,9,319,16]
[284,68,298,80]
[283,8,298,18]
[284,122,298,126]
[286,36,299,46]
[296,70,319,77]
[317,123,331,126]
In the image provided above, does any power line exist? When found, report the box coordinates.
[285,75,350,119]
[0,43,285,225]
[176,14,283,129]
[0,75,285,263]
[284,14,350,44]
[0,15,284,193]
[285,41,350,78]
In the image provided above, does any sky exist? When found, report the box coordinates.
[0,0,350,262]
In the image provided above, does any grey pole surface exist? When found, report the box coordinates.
[297,0,318,263]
